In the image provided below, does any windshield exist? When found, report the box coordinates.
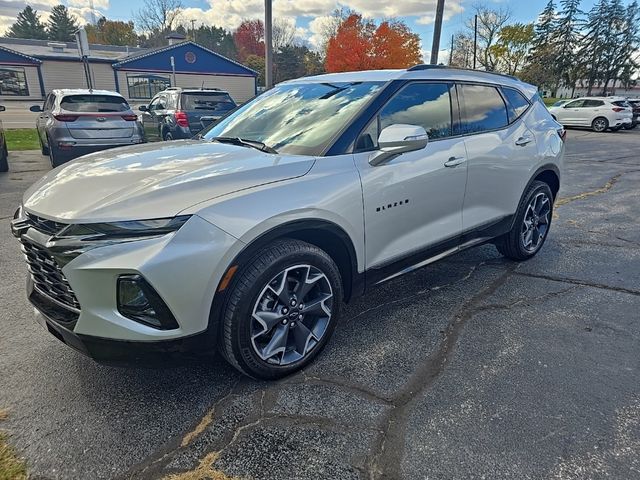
[203,81,384,156]
[181,92,236,111]
[61,95,129,112]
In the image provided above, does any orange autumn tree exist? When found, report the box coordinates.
[325,14,422,72]
[325,14,376,72]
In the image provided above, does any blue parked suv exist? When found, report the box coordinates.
[139,87,238,141]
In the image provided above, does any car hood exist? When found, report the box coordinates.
[23,140,315,223]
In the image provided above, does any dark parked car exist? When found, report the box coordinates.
[627,99,639,129]
[0,105,8,172]
[30,89,145,168]
[139,87,237,141]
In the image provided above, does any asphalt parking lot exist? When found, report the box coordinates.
[1,128,639,480]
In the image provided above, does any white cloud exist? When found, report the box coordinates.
[67,0,109,9]
[416,1,465,25]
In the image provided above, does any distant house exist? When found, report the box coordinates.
[0,34,257,104]
[555,80,640,99]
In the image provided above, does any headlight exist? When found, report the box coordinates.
[55,215,191,240]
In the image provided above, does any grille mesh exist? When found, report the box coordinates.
[21,240,80,311]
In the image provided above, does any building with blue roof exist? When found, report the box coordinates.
[0,34,258,104]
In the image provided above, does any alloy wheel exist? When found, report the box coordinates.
[521,191,551,253]
[593,118,607,132]
[251,264,333,366]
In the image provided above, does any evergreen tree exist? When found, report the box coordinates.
[194,25,237,60]
[552,0,583,94]
[580,0,610,95]
[6,6,48,39]
[521,1,558,93]
[47,5,79,42]
[532,0,557,49]
[599,0,639,93]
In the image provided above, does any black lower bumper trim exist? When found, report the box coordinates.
[39,313,215,366]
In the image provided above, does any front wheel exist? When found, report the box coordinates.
[219,239,343,379]
[495,181,554,261]
[163,130,173,141]
[592,117,609,132]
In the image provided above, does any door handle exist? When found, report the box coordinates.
[444,156,466,167]
[515,136,533,146]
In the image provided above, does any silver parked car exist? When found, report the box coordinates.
[30,89,144,167]
[13,67,564,379]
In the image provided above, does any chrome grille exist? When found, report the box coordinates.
[21,240,80,311]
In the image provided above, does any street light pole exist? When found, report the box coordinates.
[264,0,273,89]
[430,0,446,64]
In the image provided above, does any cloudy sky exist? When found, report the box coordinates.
[0,0,627,59]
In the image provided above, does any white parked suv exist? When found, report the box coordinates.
[548,96,633,132]
[12,66,565,379]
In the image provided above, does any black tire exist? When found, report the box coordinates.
[163,130,173,141]
[219,239,343,379]
[495,180,554,261]
[592,117,609,132]
[624,123,637,130]
[610,126,621,132]
[48,141,64,168]
[40,135,50,156]
[0,138,7,173]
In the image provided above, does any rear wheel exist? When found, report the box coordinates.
[592,117,609,132]
[48,139,64,168]
[624,123,637,130]
[40,135,50,155]
[610,126,622,132]
[0,138,8,172]
[495,181,554,261]
[220,239,343,379]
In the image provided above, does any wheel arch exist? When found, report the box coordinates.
[208,219,362,341]
[532,166,560,199]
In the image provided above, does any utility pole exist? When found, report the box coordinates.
[449,34,454,65]
[430,0,446,64]
[264,0,273,89]
[473,14,478,69]
[190,19,196,42]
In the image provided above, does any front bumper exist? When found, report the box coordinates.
[17,214,244,361]
[30,281,213,364]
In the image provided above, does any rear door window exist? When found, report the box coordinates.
[585,100,605,107]
[181,92,236,112]
[60,95,129,112]
[458,84,509,134]
[502,88,530,123]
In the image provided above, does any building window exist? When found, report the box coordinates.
[0,67,29,96]
[126,74,170,99]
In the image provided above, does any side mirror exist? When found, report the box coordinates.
[30,105,43,113]
[370,124,428,166]
[138,105,148,112]
[0,106,5,112]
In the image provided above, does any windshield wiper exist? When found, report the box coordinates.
[211,136,278,154]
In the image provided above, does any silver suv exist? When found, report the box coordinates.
[13,67,564,379]
[30,89,144,167]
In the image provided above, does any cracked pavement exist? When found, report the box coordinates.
[1,128,639,479]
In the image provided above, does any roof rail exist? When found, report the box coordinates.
[407,64,519,81]
[407,64,448,71]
